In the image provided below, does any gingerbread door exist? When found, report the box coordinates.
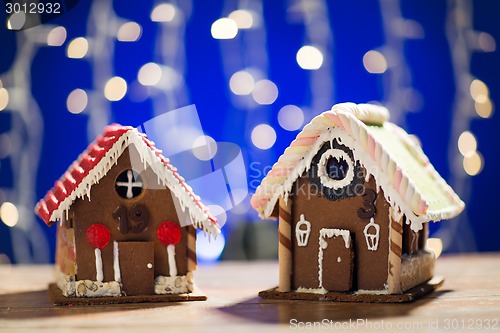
[118,242,154,296]
[319,228,354,292]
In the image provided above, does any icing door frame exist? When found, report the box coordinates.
[318,228,354,292]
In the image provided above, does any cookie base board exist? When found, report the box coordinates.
[258,276,444,303]
[48,283,207,306]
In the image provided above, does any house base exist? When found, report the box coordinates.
[48,283,207,306]
[258,276,444,303]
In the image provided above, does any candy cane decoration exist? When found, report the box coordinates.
[278,196,292,292]
[157,221,182,277]
[85,224,111,282]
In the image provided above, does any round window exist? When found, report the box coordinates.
[317,149,355,189]
[115,169,143,199]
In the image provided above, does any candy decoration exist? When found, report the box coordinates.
[86,224,111,282]
[157,221,181,277]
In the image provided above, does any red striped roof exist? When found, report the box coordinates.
[35,124,218,229]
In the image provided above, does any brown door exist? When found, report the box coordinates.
[319,229,354,292]
[118,242,154,296]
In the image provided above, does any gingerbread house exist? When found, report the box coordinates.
[35,124,220,304]
[251,103,464,302]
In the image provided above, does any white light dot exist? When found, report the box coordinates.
[211,18,238,40]
[151,3,176,22]
[478,32,496,52]
[66,89,88,114]
[457,131,477,157]
[160,66,182,90]
[475,99,494,118]
[67,37,89,59]
[228,10,254,29]
[229,71,255,95]
[470,79,489,103]
[47,26,67,46]
[463,151,483,176]
[138,62,162,86]
[196,230,225,262]
[278,105,305,131]
[296,46,324,70]
[7,12,25,31]
[0,88,9,111]
[252,80,278,105]
[104,76,127,102]
[363,50,388,74]
[0,202,19,228]
[192,135,218,161]
[117,22,142,42]
[251,124,276,150]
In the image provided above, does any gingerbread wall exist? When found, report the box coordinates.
[68,145,192,284]
[291,175,391,291]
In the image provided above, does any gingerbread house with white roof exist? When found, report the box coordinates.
[36,124,220,304]
[252,103,464,302]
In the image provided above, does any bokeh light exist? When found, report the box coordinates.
[463,151,483,176]
[427,238,443,258]
[296,45,324,70]
[104,76,127,101]
[278,105,304,131]
[0,88,9,111]
[117,22,142,42]
[138,62,162,86]
[67,37,89,59]
[151,3,176,22]
[192,135,218,161]
[252,79,278,105]
[475,99,494,118]
[457,131,477,157]
[66,89,88,114]
[196,229,225,262]
[229,71,255,95]
[211,18,238,40]
[251,124,276,150]
[47,26,67,46]
[228,10,254,29]
[0,202,19,228]
[469,79,489,103]
[363,50,388,74]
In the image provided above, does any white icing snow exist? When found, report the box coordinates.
[316,148,355,190]
[261,128,429,232]
[113,241,121,283]
[154,272,194,294]
[296,287,329,295]
[95,248,103,282]
[363,217,380,251]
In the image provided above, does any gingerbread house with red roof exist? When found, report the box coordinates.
[252,103,464,302]
[35,124,220,304]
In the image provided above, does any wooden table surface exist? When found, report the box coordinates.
[0,254,499,332]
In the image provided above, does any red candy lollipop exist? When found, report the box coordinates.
[86,223,111,249]
[157,221,181,246]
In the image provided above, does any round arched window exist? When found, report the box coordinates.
[115,169,143,199]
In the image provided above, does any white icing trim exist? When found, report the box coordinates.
[295,214,311,247]
[296,287,328,295]
[363,217,380,251]
[318,228,351,289]
[154,272,194,294]
[317,148,354,190]
[113,241,121,283]
[48,130,220,236]
[95,248,103,282]
[167,244,177,277]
